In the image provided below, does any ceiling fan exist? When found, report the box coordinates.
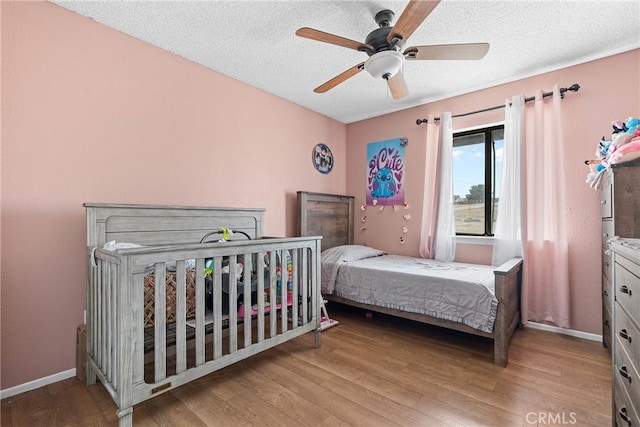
[295,0,489,100]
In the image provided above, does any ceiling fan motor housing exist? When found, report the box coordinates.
[365,9,398,55]
[365,27,395,54]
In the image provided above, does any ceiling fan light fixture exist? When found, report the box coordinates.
[364,50,404,80]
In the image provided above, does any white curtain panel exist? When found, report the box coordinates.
[492,95,525,266]
[524,85,570,328]
[433,112,456,262]
[419,114,441,259]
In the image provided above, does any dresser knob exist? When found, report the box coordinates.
[619,365,632,383]
[618,406,631,425]
[619,329,632,343]
[601,200,607,205]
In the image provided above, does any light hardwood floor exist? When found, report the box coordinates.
[1,304,611,426]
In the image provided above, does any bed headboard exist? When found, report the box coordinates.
[297,191,354,251]
[84,203,265,248]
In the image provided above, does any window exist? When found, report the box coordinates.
[452,125,504,236]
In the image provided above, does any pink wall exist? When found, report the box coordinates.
[346,49,640,335]
[3,1,638,391]
[1,2,346,389]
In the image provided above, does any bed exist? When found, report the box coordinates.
[296,191,522,367]
[84,203,322,426]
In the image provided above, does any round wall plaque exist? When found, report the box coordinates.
[312,143,333,174]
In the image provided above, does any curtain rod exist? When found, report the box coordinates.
[415,83,580,125]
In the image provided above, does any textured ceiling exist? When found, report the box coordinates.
[53,0,640,124]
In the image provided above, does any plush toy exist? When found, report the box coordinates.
[609,139,640,164]
[596,137,613,159]
[612,132,633,150]
[624,117,640,135]
[586,116,640,191]
[584,159,600,172]
[612,120,627,134]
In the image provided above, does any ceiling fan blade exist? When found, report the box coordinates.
[296,27,374,52]
[387,0,440,46]
[314,63,365,93]
[387,70,409,100]
[404,43,490,60]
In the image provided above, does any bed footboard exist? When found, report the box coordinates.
[87,237,321,427]
[492,257,523,367]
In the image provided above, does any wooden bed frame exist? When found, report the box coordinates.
[85,203,322,426]
[296,191,522,367]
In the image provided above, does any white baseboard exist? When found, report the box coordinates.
[525,321,602,342]
[0,368,76,400]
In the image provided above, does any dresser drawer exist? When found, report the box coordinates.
[614,379,639,427]
[616,249,640,278]
[603,249,613,283]
[603,274,613,311]
[603,220,614,249]
[615,258,640,326]
[600,182,612,218]
[614,337,640,417]
[615,304,640,372]
[604,302,613,349]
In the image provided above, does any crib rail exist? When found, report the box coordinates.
[86,236,321,424]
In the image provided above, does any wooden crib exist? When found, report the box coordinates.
[84,203,322,426]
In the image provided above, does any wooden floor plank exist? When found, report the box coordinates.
[227,363,328,427]
[248,353,404,427]
[170,380,256,426]
[322,374,447,427]
[137,388,208,426]
[0,304,611,426]
[225,389,306,427]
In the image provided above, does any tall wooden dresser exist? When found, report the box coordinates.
[601,161,640,351]
[603,161,640,426]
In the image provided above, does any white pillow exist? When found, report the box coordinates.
[321,245,386,262]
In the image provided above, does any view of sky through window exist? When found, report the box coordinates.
[452,139,503,199]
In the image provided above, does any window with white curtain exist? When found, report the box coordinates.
[452,125,504,236]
